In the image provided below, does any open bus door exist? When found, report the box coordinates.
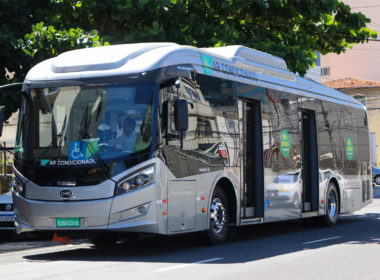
[300,110,319,214]
[240,99,264,221]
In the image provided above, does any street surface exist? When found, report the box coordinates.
[1,188,380,280]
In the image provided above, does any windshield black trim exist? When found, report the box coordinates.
[22,70,165,91]
[150,83,159,158]
[16,81,159,185]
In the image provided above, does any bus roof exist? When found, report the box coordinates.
[23,43,363,108]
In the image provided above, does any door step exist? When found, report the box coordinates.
[301,211,319,218]
[240,217,263,225]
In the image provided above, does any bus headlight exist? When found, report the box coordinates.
[11,175,25,197]
[115,165,155,196]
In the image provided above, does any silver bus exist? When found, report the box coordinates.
[8,43,372,245]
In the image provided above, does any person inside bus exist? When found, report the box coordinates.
[109,116,138,152]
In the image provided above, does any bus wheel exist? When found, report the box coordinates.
[89,233,119,248]
[205,186,229,245]
[321,182,339,226]
[375,175,380,186]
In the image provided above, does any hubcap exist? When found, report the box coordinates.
[376,177,380,185]
[328,190,337,219]
[210,198,226,234]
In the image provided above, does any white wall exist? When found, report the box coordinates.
[322,0,380,82]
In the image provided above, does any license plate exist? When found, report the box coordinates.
[0,215,15,222]
[56,218,80,228]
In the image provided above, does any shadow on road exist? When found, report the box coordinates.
[21,202,380,265]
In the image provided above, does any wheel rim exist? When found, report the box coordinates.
[328,190,337,219]
[210,197,226,234]
[376,177,380,185]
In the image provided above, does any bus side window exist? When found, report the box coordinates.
[159,86,178,145]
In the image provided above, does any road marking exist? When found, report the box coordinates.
[155,257,224,272]
[303,236,341,245]
[0,243,92,257]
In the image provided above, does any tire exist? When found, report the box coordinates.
[204,186,229,245]
[89,233,119,248]
[375,176,380,186]
[320,182,339,226]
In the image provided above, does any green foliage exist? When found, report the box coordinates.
[0,176,12,194]
[16,22,107,60]
[0,89,21,123]
[40,0,376,76]
[0,0,377,120]
[0,0,108,120]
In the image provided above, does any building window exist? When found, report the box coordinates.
[321,67,330,76]
[353,95,366,106]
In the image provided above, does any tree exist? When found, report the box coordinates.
[0,0,108,120]
[47,0,376,75]
[0,0,377,120]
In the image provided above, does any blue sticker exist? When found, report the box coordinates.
[40,159,50,166]
[265,200,270,211]
[68,141,88,160]
[201,54,213,74]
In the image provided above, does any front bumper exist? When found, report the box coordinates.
[12,184,159,234]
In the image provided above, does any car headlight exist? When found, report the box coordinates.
[11,175,25,197]
[115,165,155,196]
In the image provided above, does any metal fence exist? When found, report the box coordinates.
[0,141,14,175]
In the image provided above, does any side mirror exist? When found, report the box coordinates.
[174,99,188,131]
[0,106,5,137]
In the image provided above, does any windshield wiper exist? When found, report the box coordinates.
[79,129,110,178]
[79,106,89,143]
[36,113,67,160]
[78,106,110,177]
[56,114,67,149]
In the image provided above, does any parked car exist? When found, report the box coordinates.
[372,166,380,186]
[0,191,15,239]
[266,170,301,205]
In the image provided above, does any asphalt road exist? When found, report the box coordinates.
[1,188,380,280]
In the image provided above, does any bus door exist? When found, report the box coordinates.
[240,99,264,220]
[300,110,319,213]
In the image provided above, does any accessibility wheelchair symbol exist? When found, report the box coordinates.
[68,141,87,160]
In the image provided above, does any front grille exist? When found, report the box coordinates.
[0,204,13,211]
[0,221,15,227]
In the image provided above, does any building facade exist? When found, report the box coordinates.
[324,77,380,166]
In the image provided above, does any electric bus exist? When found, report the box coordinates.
[8,43,372,245]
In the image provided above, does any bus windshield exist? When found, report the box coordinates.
[15,83,154,184]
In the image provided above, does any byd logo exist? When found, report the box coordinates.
[60,190,72,198]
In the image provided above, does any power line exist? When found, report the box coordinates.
[351,5,380,9]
